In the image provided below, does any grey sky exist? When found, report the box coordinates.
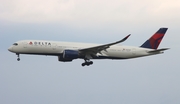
[1,0,180,104]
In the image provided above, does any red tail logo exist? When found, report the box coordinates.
[141,28,168,49]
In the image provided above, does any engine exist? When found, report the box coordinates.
[63,50,79,59]
[58,50,79,62]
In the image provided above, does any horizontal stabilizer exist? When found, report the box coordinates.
[148,48,170,53]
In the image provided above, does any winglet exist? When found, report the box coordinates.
[118,34,131,43]
[124,34,131,40]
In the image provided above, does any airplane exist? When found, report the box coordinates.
[8,28,169,66]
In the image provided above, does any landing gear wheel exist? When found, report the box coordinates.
[82,63,86,67]
[81,60,93,67]
[87,63,90,66]
[16,53,20,61]
[17,58,20,61]
[90,61,93,65]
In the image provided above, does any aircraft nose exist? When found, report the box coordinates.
[8,46,13,52]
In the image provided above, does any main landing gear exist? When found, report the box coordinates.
[82,59,93,67]
[16,53,20,61]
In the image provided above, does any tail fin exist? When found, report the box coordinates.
[140,28,168,49]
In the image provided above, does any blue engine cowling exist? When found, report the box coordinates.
[63,50,79,59]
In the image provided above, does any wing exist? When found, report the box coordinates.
[79,34,131,57]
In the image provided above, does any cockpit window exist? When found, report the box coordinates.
[13,43,18,46]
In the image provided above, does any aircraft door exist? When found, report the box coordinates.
[132,48,136,55]
[52,43,57,50]
[23,42,28,48]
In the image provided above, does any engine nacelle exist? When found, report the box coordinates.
[58,50,79,62]
[63,50,79,59]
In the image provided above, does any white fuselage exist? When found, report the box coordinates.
[8,40,159,60]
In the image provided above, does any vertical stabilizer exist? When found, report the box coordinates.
[140,28,168,49]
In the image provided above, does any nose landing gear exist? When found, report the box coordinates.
[16,53,20,61]
[82,59,93,66]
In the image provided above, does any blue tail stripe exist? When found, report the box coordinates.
[156,28,168,34]
[141,40,151,49]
